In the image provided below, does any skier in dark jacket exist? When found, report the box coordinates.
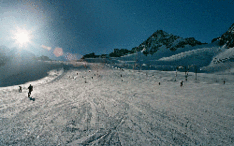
[19,86,22,93]
[28,84,33,97]
[180,81,183,87]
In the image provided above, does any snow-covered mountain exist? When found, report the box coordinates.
[133,30,206,55]
[115,43,221,72]
[109,24,234,73]
[115,42,234,72]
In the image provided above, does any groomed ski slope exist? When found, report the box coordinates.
[0,62,233,145]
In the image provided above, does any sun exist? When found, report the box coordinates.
[13,28,32,47]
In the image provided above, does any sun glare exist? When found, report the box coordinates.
[13,28,32,47]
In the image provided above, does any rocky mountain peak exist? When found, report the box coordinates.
[219,23,234,48]
[134,30,204,55]
[151,30,170,38]
[228,23,234,33]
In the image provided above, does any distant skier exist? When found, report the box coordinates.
[180,81,183,87]
[19,86,22,93]
[28,84,33,97]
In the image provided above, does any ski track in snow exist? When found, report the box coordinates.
[0,63,234,145]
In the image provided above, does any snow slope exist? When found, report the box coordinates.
[0,62,234,145]
[111,43,234,73]
[201,47,234,72]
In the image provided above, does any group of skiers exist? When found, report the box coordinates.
[19,84,33,97]
[18,74,225,98]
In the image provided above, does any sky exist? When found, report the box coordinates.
[0,0,234,60]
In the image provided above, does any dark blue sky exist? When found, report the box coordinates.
[0,0,233,60]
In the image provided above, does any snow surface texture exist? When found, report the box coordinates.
[0,61,234,145]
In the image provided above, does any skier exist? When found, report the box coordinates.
[180,81,183,87]
[28,84,33,97]
[19,86,22,93]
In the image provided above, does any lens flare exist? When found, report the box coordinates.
[53,47,63,57]
[41,45,52,51]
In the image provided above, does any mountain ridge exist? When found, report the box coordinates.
[135,30,206,55]
[83,23,234,59]
[219,23,234,48]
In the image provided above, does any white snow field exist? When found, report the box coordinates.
[0,61,234,145]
